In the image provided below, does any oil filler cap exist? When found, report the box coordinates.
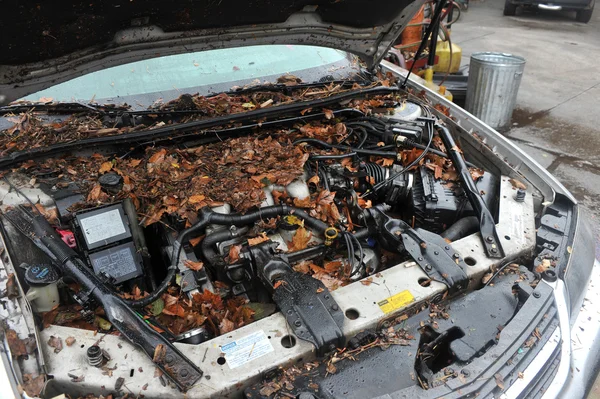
[25,264,61,286]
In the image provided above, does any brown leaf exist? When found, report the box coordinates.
[495,373,505,390]
[22,374,46,397]
[47,336,63,353]
[469,168,485,181]
[34,203,59,225]
[535,259,552,273]
[509,178,527,190]
[99,161,113,174]
[228,244,242,262]
[273,280,285,290]
[323,108,334,120]
[87,184,103,202]
[189,194,206,204]
[288,227,312,251]
[128,158,142,167]
[361,277,374,286]
[326,362,337,374]
[219,317,235,334]
[189,235,204,247]
[6,273,18,298]
[183,259,204,271]
[149,148,167,163]
[153,344,166,363]
[162,304,186,318]
[248,233,270,246]
[6,329,28,357]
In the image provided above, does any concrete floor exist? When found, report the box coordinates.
[452,0,600,252]
[451,1,600,397]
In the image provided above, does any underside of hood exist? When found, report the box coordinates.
[0,0,423,104]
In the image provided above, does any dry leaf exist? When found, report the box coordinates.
[99,161,113,174]
[248,233,270,246]
[509,178,527,190]
[183,259,204,271]
[288,227,312,251]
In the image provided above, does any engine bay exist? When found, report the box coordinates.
[0,83,541,398]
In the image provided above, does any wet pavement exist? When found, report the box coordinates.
[452,1,600,397]
[452,0,600,257]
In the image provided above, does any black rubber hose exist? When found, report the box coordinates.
[201,227,248,266]
[294,138,398,158]
[123,205,330,307]
[441,216,479,241]
[205,205,329,232]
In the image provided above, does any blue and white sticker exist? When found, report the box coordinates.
[220,330,274,369]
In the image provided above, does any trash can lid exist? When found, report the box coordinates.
[471,52,526,66]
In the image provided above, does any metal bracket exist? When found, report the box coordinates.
[437,125,504,258]
[248,243,345,355]
[369,207,469,294]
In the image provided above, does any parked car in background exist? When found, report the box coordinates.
[504,0,595,23]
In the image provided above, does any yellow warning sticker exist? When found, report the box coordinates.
[378,290,415,314]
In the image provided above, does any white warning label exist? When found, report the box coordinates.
[80,209,126,245]
[220,330,274,369]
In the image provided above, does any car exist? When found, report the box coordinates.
[503,0,595,23]
[0,1,598,398]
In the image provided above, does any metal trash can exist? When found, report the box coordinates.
[465,52,526,130]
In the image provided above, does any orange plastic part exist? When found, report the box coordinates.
[398,6,424,52]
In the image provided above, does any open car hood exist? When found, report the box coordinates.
[0,0,423,104]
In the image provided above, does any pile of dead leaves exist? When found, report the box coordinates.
[146,286,255,337]
[24,133,309,226]
[0,82,389,156]
[292,259,350,291]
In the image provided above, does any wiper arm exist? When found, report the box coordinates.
[0,102,128,116]
[0,85,397,169]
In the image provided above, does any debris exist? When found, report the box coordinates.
[68,373,85,383]
[115,376,125,391]
[509,178,527,190]
[22,374,45,397]
[65,336,76,347]
[494,373,505,390]
[6,273,19,298]
[47,336,63,353]
[6,329,29,357]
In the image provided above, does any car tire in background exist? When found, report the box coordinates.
[503,0,518,15]
[575,5,594,22]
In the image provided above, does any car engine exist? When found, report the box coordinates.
[0,85,533,396]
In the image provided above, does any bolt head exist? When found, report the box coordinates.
[533,291,541,298]
[294,320,302,327]
[486,236,494,243]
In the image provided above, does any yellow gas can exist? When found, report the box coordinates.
[433,41,462,74]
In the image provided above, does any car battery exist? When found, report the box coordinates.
[73,203,143,284]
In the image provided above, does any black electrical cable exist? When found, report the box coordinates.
[362,118,435,198]
[121,205,332,307]
[483,261,516,287]
[294,138,398,158]
[310,152,358,160]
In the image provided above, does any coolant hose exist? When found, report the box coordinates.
[441,216,479,241]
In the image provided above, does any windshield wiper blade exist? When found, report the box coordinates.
[0,102,129,116]
[0,85,397,169]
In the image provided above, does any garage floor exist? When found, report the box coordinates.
[451,2,600,397]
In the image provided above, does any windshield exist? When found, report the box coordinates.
[25,45,356,108]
